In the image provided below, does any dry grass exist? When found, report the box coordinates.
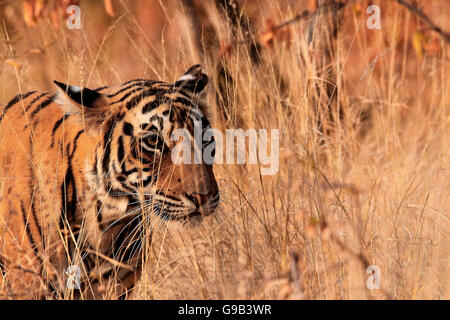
[1,0,449,299]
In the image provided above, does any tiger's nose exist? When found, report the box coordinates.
[186,191,214,207]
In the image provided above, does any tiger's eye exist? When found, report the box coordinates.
[144,134,158,146]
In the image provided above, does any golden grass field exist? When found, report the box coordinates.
[0,0,448,299]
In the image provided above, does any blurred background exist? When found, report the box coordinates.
[0,0,449,299]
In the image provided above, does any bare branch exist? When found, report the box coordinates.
[394,0,450,42]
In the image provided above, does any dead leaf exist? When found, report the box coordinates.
[277,283,292,299]
[6,59,22,70]
[27,48,44,55]
[412,31,427,61]
[219,41,233,59]
[50,5,60,28]
[352,3,364,17]
[306,218,319,237]
[259,19,277,48]
[307,0,318,11]
[104,0,116,17]
[34,0,45,19]
[23,0,36,27]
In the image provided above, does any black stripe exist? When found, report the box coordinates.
[60,144,70,230]
[24,92,49,113]
[121,79,148,85]
[30,192,43,240]
[102,134,112,175]
[117,136,125,163]
[96,200,103,223]
[116,111,126,121]
[154,199,183,208]
[123,122,134,137]
[105,185,132,198]
[107,82,146,98]
[29,93,57,120]
[71,130,85,158]
[50,114,71,148]
[125,88,172,110]
[173,96,196,108]
[60,164,77,224]
[131,146,139,161]
[60,141,78,229]
[142,95,170,114]
[111,163,137,193]
[130,175,154,188]
[157,193,181,202]
[93,152,98,176]
[121,165,139,176]
[116,175,127,183]
[111,89,146,106]
[23,123,45,262]
[114,79,163,90]
[1,91,37,120]
[95,85,109,91]
[30,188,47,262]
[66,138,78,221]
[20,201,41,259]
[101,119,117,175]
[137,152,153,164]
[106,177,136,194]
[0,255,6,276]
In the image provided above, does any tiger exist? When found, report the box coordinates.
[0,65,219,299]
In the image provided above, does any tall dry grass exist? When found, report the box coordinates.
[0,0,448,299]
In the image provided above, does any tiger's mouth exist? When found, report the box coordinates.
[155,206,219,226]
[174,211,203,223]
[156,210,203,222]
[148,190,219,223]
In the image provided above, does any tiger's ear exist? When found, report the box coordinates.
[54,81,113,135]
[174,65,208,95]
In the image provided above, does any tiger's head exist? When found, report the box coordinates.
[55,65,219,225]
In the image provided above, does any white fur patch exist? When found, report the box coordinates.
[176,74,196,82]
[69,85,82,93]
[54,91,73,113]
